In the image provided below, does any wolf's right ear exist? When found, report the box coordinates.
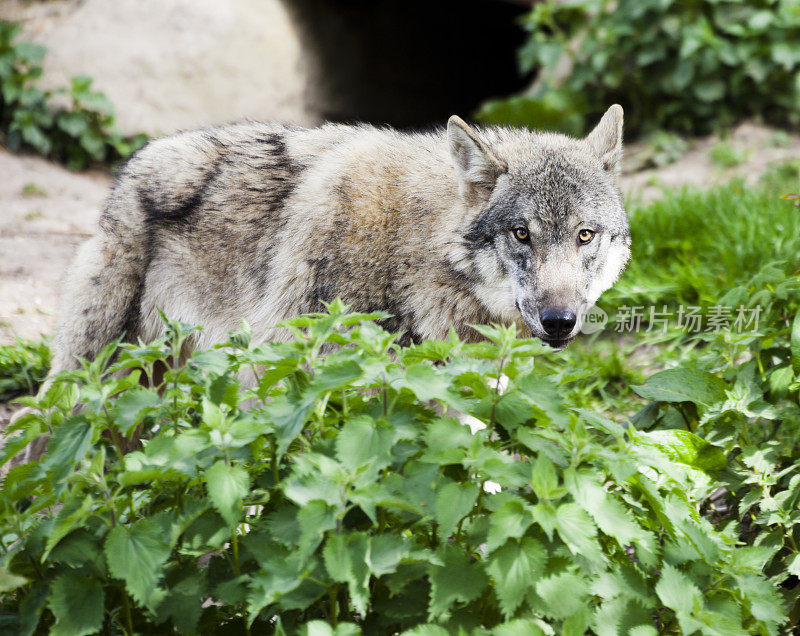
[586,104,624,174]
[448,115,507,203]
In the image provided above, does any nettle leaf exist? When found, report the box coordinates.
[265,505,301,547]
[578,409,625,438]
[791,308,800,374]
[336,415,394,472]
[154,569,205,633]
[639,429,726,472]
[113,386,161,435]
[246,543,311,619]
[422,417,474,464]
[205,460,250,527]
[297,500,337,557]
[566,470,655,552]
[487,500,535,552]
[427,545,487,620]
[787,553,800,577]
[0,564,28,593]
[367,534,409,578]
[736,573,786,626]
[49,529,104,571]
[631,367,727,415]
[48,570,104,636]
[516,373,570,427]
[594,597,656,636]
[323,532,370,616]
[555,502,604,564]
[530,455,563,501]
[105,518,172,610]
[402,339,455,363]
[283,453,346,507]
[655,564,702,616]
[487,537,547,617]
[270,360,363,456]
[299,620,363,636]
[400,625,450,636]
[43,493,93,559]
[535,571,590,620]
[400,363,465,407]
[434,481,479,541]
[491,619,548,636]
[18,581,49,636]
[42,414,93,483]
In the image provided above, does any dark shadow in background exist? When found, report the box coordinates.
[280,0,531,128]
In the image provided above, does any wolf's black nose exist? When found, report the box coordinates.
[540,308,577,339]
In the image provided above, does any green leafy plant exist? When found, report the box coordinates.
[0,21,147,169]
[611,161,800,309]
[0,337,50,402]
[479,0,800,136]
[1,298,797,634]
[709,140,749,169]
[642,130,689,169]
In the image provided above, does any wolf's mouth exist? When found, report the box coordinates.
[540,337,572,350]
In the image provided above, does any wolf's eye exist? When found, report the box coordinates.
[513,227,529,242]
[578,229,595,245]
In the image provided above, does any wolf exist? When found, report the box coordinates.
[50,105,630,375]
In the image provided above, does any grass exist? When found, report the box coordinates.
[708,139,749,168]
[20,182,47,197]
[610,160,800,308]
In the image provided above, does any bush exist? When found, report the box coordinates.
[0,338,50,403]
[478,0,800,136]
[0,21,147,169]
[1,297,798,634]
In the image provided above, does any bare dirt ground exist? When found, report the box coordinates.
[623,121,800,203]
[0,147,108,342]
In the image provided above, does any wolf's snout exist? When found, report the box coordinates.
[539,307,577,340]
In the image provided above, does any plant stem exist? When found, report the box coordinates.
[329,585,339,627]
[488,356,507,429]
[271,436,279,484]
[122,591,134,636]
[232,531,241,577]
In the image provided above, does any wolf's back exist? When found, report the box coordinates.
[53,122,300,370]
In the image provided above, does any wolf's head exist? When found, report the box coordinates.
[447,105,630,349]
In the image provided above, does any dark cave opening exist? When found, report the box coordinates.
[281,0,532,128]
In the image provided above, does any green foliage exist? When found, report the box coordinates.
[709,140,749,169]
[611,161,800,308]
[1,294,798,634]
[479,0,800,136]
[640,130,689,169]
[3,168,800,632]
[0,337,50,402]
[0,21,147,169]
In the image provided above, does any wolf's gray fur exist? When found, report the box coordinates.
[51,105,629,374]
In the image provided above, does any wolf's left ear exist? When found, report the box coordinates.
[448,115,507,202]
[586,104,623,174]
